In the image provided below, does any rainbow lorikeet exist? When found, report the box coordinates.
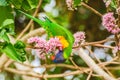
[18,10,74,63]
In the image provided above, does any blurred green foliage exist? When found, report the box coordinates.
[0,0,39,64]
[6,0,39,10]
[0,0,8,6]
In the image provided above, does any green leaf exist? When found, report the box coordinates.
[0,41,6,47]
[84,0,89,3]
[2,19,14,27]
[0,0,8,6]
[26,0,39,9]
[7,0,23,9]
[1,43,24,62]
[14,40,26,49]
[14,40,26,61]
[74,0,82,6]
[110,0,117,9]
[21,0,39,10]
[0,29,10,42]
[0,6,14,34]
[7,0,39,10]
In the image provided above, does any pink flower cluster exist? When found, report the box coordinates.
[28,32,87,59]
[27,36,46,49]
[103,0,111,7]
[73,31,85,46]
[113,45,120,56]
[27,36,41,43]
[45,38,62,52]
[102,12,120,34]
[114,46,120,52]
[27,36,63,60]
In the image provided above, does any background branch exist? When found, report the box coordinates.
[77,48,116,80]
[80,2,102,17]
[4,67,90,78]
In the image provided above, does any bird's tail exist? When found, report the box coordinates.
[17,10,47,28]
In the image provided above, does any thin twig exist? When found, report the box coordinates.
[80,2,102,17]
[69,58,80,69]
[15,62,84,70]
[4,60,14,68]
[30,23,34,31]
[91,44,114,49]
[98,57,118,66]
[107,66,120,70]
[82,38,114,46]
[0,54,9,71]
[85,46,101,62]
[4,67,90,78]
[86,70,92,80]
[73,38,114,49]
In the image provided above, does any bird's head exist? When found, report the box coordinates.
[50,50,65,63]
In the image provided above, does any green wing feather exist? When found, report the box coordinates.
[18,10,74,59]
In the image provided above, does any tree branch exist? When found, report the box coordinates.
[21,28,46,42]
[77,48,116,80]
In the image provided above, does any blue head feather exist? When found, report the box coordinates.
[53,50,65,63]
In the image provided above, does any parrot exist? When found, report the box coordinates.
[18,10,74,63]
